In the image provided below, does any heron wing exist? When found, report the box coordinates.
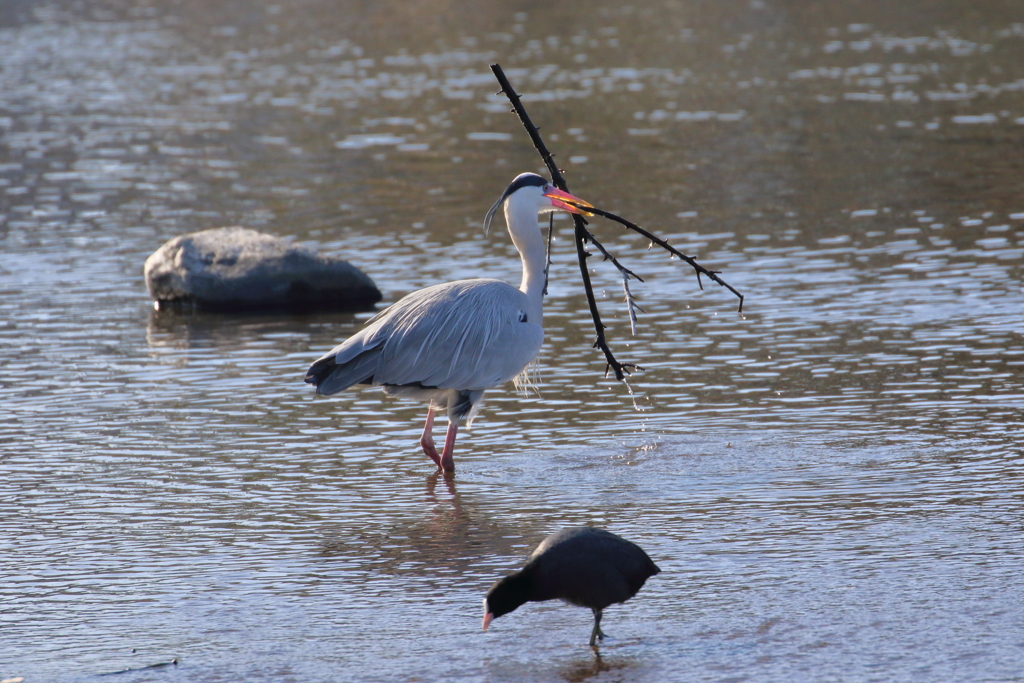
[306,279,543,394]
[371,279,543,390]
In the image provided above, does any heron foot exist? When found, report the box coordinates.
[420,408,443,467]
[420,408,458,472]
[420,437,443,468]
[438,419,458,473]
[439,451,455,473]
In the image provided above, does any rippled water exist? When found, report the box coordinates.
[3,1,1024,681]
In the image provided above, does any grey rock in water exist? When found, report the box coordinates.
[144,226,381,312]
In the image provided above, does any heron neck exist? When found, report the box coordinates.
[505,203,546,324]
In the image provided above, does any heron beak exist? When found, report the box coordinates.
[482,612,494,631]
[544,187,594,216]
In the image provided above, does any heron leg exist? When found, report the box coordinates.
[438,419,458,473]
[589,608,605,647]
[419,408,443,468]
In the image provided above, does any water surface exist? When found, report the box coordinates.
[2,1,1024,681]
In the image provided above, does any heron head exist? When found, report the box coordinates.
[483,173,593,235]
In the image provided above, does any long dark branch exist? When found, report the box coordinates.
[491,63,637,380]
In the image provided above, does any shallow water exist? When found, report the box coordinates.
[2,1,1024,681]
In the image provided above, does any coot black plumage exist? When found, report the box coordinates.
[483,527,661,646]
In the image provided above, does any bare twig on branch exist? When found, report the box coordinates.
[569,205,744,313]
[621,274,644,336]
[489,62,743,379]
[584,228,645,285]
[582,227,647,336]
[581,225,649,347]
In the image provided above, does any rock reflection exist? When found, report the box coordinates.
[145,305,362,354]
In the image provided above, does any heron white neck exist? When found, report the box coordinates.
[504,200,547,325]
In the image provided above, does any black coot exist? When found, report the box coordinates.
[483,527,661,646]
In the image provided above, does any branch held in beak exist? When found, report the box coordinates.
[544,187,594,216]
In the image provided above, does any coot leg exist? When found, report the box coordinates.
[420,408,443,468]
[589,608,606,647]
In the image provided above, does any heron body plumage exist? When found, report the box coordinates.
[306,278,543,422]
[305,173,592,472]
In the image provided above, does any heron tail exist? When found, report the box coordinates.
[305,346,381,395]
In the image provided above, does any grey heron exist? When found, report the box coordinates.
[482,527,661,646]
[304,173,593,473]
